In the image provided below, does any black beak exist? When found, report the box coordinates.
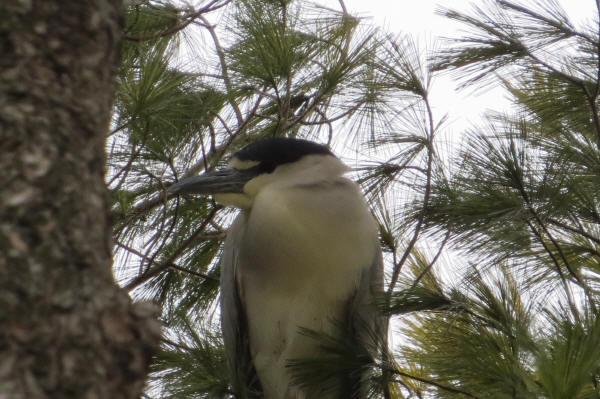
[167,168,259,195]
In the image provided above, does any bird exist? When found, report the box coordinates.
[168,137,385,399]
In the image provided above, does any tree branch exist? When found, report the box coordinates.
[392,371,482,399]
[124,206,220,291]
[124,0,231,42]
[198,14,243,126]
[388,92,436,294]
[547,218,600,246]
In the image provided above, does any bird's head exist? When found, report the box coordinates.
[167,137,350,209]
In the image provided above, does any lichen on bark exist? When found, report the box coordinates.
[0,1,160,398]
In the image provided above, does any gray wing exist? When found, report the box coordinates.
[356,242,387,340]
[345,242,387,398]
[220,213,262,398]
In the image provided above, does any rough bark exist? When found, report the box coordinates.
[0,1,160,398]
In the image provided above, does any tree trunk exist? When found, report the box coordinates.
[0,2,160,398]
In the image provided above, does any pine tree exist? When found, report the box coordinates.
[394,1,600,397]
[109,0,600,398]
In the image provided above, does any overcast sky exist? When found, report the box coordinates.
[337,0,596,140]
[326,0,597,293]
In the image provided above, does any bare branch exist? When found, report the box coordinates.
[198,14,244,126]
[547,218,600,246]
[410,231,451,289]
[392,371,482,399]
[388,92,436,294]
[124,206,220,291]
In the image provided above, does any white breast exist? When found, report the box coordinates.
[238,177,378,398]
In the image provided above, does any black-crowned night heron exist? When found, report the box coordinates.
[169,137,384,399]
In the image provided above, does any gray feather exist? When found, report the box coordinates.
[220,213,262,398]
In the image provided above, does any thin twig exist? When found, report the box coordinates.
[516,178,596,312]
[392,372,482,399]
[198,14,244,126]
[296,103,363,126]
[497,1,596,45]
[118,241,218,282]
[107,119,132,137]
[547,218,600,246]
[524,218,580,319]
[108,120,150,189]
[168,263,218,281]
[125,206,220,291]
[382,90,436,399]
[410,231,451,289]
[143,179,179,278]
[388,92,436,293]
[124,0,230,42]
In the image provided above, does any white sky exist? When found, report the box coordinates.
[337,0,596,139]
[333,1,597,327]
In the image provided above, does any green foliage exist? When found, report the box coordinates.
[287,321,381,398]
[393,1,600,397]
[107,0,600,398]
[536,312,600,399]
[149,316,231,398]
[227,0,310,84]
